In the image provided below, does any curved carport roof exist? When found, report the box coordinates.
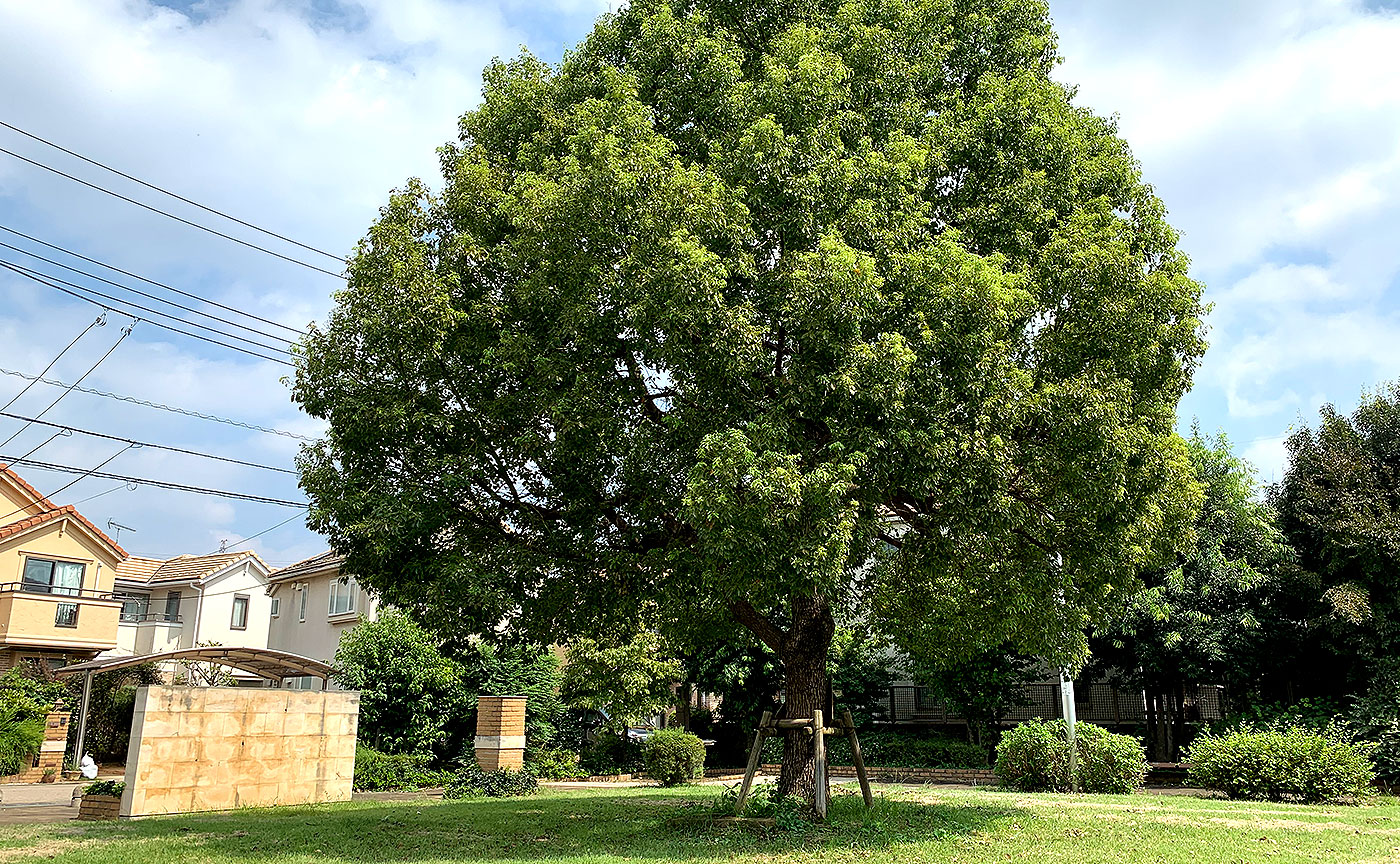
[56,647,335,682]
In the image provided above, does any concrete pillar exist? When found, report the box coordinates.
[474,696,526,772]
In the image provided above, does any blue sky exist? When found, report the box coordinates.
[0,0,1395,565]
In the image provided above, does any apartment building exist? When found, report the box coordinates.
[0,467,126,672]
[266,551,378,686]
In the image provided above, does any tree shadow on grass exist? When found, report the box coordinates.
[49,788,1029,863]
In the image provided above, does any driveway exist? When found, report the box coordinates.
[0,783,82,825]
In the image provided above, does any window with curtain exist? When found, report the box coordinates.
[54,602,79,627]
[231,595,249,630]
[21,558,85,595]
[328,576,358,616]
[163,592,182,622]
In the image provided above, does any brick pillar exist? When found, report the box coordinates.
[7,702,70,783]
[474,696,526,772]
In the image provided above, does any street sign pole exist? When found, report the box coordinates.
[1059,669,1078,793]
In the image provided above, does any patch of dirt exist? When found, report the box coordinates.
[0,839,88,862]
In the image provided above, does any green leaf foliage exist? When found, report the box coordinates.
[82,780,125,798]
[762,728,987,769]
[644,729,707,785]
[995,718,1146,794]
[561,633,682,730]
[294,0,1206,677]
[353,746,452,791]
[1186,727,1375,804]
[443,766,539,798]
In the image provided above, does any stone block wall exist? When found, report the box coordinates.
[474,695,526,772]
[121,686,359,817]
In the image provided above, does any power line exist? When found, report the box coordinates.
[0,320,134,450]
[0,444,135,523]
[0,145,345,279]
[0,454,309,507]
[1,314,105,411]
[218,511,307,554]
[0,224,305,336]
[0,258,293,358]
[0,262,294,366]
[0,120,346,264]
[0,410,298,475]
[0,366,315,441]
[0,239,295,346]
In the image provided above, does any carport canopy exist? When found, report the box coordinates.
[55,648,336,766]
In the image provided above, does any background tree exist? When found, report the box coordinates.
[911,647,1036,750]
[295,0,1206,807]
[560,633,681,732]
[1089,429,1293,759]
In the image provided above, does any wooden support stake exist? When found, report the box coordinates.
[735,710,772,815]
[843,708,873,809]
[813,709,827,820]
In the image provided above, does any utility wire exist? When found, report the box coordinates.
[0,454,307,507]
[0,444,136,523]
[0,224,305,336]
[0,240,295,345]
[0,366,315,441]
[0,320,134,450]
[0,145,345,279]
[2,314,105,411]
[217,511,307,555]
[68,481,138,509]
[0,410,298,475]
[0,262,294,366]
[0,120,345,264]
[0,259,293,358]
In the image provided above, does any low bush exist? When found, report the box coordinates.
[580,734,645,775]
[83,780,125,798]
[0,706,44,777]
[644,729,706,786]
[995,719,1147,794]
[526,747,588,780]
[711,782,807,829]
[1186,726,1374,803]
[759,729,988,769]
[444,765,538,798]
[353,746,451,791]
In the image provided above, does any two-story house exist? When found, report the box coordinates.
[110,550,273,683]
[266,550,378,687]
[0,467,126,672]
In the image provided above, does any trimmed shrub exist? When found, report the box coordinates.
[1186,726,1374,803]
[83,780,125,798]
[526,747,588,780]
[0,706,44,777]
[995,719,1147,794]
[580,734,645,775]
[644,729,706,786]
[353,746,451,791]
[444,765,538,798]
[760,729,988,769]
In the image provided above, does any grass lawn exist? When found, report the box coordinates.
[2,785,1398,863]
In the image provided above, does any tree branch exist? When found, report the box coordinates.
[729,599,786,655]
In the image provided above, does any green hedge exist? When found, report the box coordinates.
[526,747,588,780]
[83,780,125,797]
[1186,727,1374,803]
[760,729,988,769]
[644,729,706,786]
[444,766,538,798]
[995,719,1147,794]
[353,746,451,791]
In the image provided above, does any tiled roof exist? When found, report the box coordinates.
[267,550,344,583]
[114,550,268,585]
[0,466,56,513]
[0,465,126,558]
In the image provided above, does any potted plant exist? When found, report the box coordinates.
[40,767,56,783]
[78,780,125,820]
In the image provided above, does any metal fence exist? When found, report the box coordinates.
[882,682,1224,727]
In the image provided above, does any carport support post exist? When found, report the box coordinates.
[1060,669,1078,793]
[74,670,93,768]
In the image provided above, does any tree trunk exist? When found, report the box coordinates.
[677,681,693,732]
[732,593,834,815]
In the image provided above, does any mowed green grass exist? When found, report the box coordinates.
[2,785,1398,864]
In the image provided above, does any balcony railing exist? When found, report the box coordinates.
[119,611,183,624]
[0,582,116,601]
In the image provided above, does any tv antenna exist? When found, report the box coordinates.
[106,519,136,544]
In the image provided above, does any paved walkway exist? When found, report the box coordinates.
[0,782,82,825]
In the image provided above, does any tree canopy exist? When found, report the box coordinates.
[295,0,1206,805]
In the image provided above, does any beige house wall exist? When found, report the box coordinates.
[267,567,378,683]
[121,685,358,817]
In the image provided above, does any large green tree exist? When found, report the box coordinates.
[295,0,1205,807]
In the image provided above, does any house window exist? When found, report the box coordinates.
[270,596,280,617]
[298,587,307,622]
[118,592,150,622]
[22,558,85,595]
[328,576,358,617]
[163,592,182,622]
[231,595,249,630]
[54,602,79,628]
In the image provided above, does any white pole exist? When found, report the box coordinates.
[1059,669,1078,793]
[74,671,94,769]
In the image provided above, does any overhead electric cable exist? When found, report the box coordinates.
[216,511,307,554]
[0,120,346,263]
[0,454,308,507]
[0,410,298,475]
[0,145,344,278]
[0,320,133,450]
[1,313,105,411]
[0,224,305,335]
[0,240,295,345]
[0,366,315,441]
[0,262,294,366]
[0,444,136,523]
[68,481,138,509]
